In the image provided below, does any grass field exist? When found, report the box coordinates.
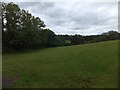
[2,40,118,88]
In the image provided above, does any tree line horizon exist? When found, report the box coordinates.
[2,2,119,52]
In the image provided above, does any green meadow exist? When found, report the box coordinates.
[2,40,118,88]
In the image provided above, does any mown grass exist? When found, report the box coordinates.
[2,40,118,88]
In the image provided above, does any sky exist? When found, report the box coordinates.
[2,0,119,35]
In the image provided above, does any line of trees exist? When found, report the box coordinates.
[2,2,63,51]
[1,2,119,52]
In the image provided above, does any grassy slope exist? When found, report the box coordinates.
[3,40,118,88]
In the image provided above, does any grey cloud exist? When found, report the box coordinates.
[17,2,117,35]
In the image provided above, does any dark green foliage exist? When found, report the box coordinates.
[70,34,84,45]
[65,40,71,46]
[93,31,119,42]
[45,29,56,47]
[2,2,47,50]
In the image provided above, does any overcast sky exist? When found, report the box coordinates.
[8,1,118,35]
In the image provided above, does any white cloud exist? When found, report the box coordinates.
[2,1,118,35]
[1,0,119,2]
